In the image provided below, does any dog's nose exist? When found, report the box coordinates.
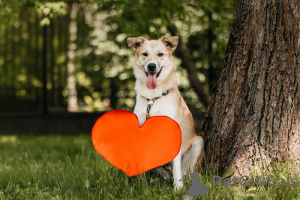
[147,63,156,72]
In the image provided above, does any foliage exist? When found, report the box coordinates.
[83,0,236,111]
[222,167,236,178]
[0,0,235,112]
[36,1,67,26]
[0,0,35,27]
[0,134,299,199]
[102,0,235,89]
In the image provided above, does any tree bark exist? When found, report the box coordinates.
[201,0,300,176]
[167,17,211,107]
[109,78,118,109]
[42,23,48,114]
[50,18,55,107]
[35,12,41,111]
[66,3,79,112]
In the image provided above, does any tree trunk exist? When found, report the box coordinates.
[50,18,55,107]
[42,22,48,114]
[167,16,211,107]
[66,3,79,112]
[109,78,118,109]
[201,0,300,176]
[35,12,41,111]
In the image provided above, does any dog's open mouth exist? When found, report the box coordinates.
[145,67,163,90]
[145,67,162,78]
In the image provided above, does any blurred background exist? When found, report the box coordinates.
[0,0,235,134]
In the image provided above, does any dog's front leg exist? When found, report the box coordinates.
[172,149,183,191]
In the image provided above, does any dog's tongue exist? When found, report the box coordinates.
[146,73,157,89]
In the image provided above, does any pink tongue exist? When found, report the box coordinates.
[146,73,157,89]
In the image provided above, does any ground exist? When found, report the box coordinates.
[0,134,299,199]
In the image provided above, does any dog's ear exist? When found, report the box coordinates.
[160,36,179,52]
[127,37,146,52]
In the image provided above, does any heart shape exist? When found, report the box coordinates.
[91,110,181,176]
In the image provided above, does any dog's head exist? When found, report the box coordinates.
[127,36,178,90]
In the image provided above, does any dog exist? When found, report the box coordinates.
[127,36,205,190]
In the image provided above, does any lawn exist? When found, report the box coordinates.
[0,135,299,200]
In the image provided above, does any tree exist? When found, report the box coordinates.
[103,0,235,109]
[66,3,79,112]
[167,16,211,107]
[0,0,235,112]
[201,0,300,176]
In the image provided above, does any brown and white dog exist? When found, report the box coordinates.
[127,36,205,190]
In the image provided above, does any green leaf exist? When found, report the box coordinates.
[222,167,236,178]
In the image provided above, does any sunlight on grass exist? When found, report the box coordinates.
[0,135,17,143]
[0,135,299,199]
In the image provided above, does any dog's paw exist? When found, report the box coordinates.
[174,181,183,191]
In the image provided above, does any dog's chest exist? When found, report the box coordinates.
[134,95,178,126]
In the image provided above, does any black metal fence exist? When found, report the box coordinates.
[0,9,73,113]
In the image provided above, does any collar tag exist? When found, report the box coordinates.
[148,100,154,105]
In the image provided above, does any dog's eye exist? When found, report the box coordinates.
[142,52,148,56]
[158,53,164,57]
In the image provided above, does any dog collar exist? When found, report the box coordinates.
[146,89,170,119]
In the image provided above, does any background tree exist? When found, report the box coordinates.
[0,0,235,113]
[103,0,235,109]
[66,3,79,112]
[202,0,300,176]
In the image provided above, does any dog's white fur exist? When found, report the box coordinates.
[127,36,205,190]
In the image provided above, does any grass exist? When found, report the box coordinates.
[0,134,299,200]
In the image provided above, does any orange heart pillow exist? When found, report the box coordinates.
[91,110,181,176]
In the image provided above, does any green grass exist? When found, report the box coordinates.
[0,135,299,200]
